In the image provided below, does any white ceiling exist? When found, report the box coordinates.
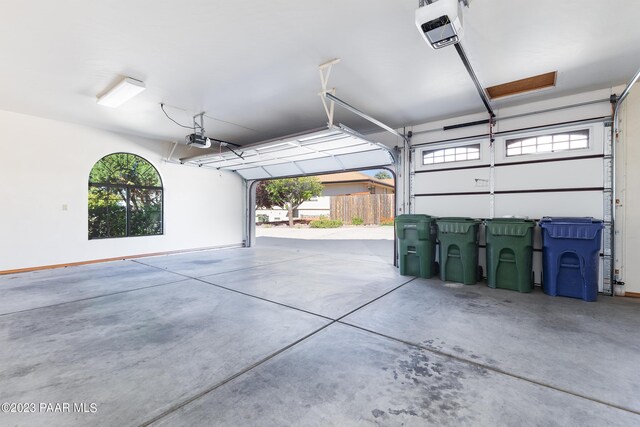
[1,0,639,146]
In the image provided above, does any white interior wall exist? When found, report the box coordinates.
[0,109,244,271]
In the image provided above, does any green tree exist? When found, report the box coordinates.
[255,181,274,209]
[374,170,392,180]
[266,177,324,227]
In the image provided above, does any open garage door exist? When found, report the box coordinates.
[180,124,397,254]
[179,125,395,179]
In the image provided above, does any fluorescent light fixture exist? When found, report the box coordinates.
[97,77,145,107]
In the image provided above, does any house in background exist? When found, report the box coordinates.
[257,171,395,222]
[317,172,394,196]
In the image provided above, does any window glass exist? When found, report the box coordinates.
[423,144,481,165]
[88,153,163,239]
[506,130,589,157]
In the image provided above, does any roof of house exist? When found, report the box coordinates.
[317,172,395,188]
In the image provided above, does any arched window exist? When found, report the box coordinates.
[88,153,163,239]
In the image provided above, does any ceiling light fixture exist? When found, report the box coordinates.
[97,76,145,107]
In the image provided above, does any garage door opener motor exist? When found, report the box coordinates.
[415,0,468,49]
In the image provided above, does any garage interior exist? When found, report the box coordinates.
[1,0,640,425]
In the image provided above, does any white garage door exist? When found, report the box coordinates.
[411,119,612,293]
[180,125,395,179]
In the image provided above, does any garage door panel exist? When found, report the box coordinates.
[413,194,491,218]
[295,157,343,174]
[303,137,363,151]
[336,151,394,170]
[201,158,244,168]
[236,167,271,180]
[324,144,376,156]
[262,163,304,177]
[286,152,334,162]
[494,158,603,191]
[236,153,327,167]
[494,192,603,219]
[413,168,490,194]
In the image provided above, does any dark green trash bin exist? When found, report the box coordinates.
[395,214,437,278]
[436,217,481,285]
[485,218,535,293]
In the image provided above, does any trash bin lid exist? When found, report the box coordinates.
[486,217,534,223]
[436,217,480,234]
[540,217,603,224]
[395,214,436,223]
[436,217,480,222]
[485,218,535,236]
[540,217,604,239]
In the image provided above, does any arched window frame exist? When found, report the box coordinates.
[88,153,164,239]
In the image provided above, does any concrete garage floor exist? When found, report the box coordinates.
[0,239,639,426]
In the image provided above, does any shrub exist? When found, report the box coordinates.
[310,219,343,228]
[380,217,395,226]
[351,217,364,225]
[256,214,269,223]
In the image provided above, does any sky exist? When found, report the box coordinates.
[361,168,393,178]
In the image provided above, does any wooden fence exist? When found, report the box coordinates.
[330,194,394,224]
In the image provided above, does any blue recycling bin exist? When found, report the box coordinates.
[540,217,604,302]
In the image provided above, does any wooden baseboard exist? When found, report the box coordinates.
[0,244,244,276]
[624,291,640,299]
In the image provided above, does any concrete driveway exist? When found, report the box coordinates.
[255,225,395,240]
[256,225,395,264]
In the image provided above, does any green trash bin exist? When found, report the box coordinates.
[395,214,437,278]
[436,217,481,285]
[485,218,535,293]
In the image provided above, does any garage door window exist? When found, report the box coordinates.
[423,144,480,165]
[88,153,163,239]
[506,129,589,157]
